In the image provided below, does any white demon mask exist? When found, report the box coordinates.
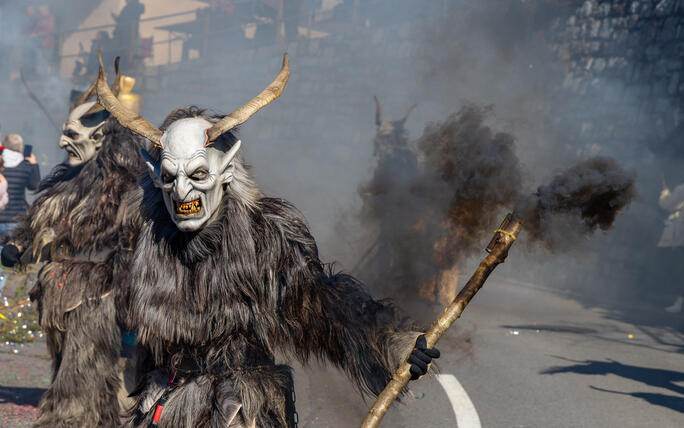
[61,57,122,166]
[59,101,109,166]
[94,52,290,232]
[143,118,241,231]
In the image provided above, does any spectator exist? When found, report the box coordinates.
[0,149,8,211]
[73,31,114,78]
[21,6,39,75]
[88,31,114,74]
[0,146,8,294]
[112,0,145,69]
[658,180,684,313]
[30,5,56,68]
[0,134,40,237]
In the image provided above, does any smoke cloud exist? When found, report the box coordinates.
[357,105,522,301]
[520,157,637,249]
[0,1,668,318]
[358,103,636,303]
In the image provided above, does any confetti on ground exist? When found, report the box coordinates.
[0,268,49,427]
[0,275,40,344]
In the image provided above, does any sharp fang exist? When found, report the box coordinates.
[175,199,202,215]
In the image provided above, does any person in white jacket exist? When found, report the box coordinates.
[658,180,684,313]
[0,147,8,210]
[0,147,8,295]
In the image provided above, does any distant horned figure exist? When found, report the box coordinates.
[359,97,418,201]
[358,99,460,306]
[356,98,424,299]
[372,96,417,183]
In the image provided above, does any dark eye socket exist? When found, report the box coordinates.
[190,170,208,180]
[64,130,79,139]
[162,172,174,183]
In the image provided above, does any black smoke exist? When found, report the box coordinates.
[358,105,636,301]
[519,157,637,249]
[357,105,522,300]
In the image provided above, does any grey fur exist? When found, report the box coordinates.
[119,107,419,427]
[30,260,123,428]
[10,117,146,427]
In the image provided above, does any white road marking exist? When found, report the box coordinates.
[437,374,482,428]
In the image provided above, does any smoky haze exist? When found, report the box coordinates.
[0,1,672,322]
[357,103,635,305]
[357,105,524,303]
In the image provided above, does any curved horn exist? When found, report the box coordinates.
[70,82,97,113]
[95,51,163,147]
[83,56,122,116]
[206,53,290,142]
[374,96,382,126]
[72,57,122,114]
[399,104,417,124]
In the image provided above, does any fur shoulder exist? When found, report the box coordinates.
[256,197,317,248]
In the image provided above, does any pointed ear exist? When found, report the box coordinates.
[220,140,241,184]
[141,148,162,188]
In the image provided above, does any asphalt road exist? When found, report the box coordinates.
[293,278,684,428]
[1,277,682,427]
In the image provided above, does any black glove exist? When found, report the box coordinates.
[409,334,440,380]
[1,244,20,268]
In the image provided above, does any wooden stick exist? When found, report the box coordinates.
[361,214,523,428]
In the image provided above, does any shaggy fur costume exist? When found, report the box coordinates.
[29,259,122,427]
[10,118,145,427]
[13,119,143,257]
[118,108,419,428]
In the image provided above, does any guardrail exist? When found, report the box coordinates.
[56,8,200,74]
[53,0,432,79]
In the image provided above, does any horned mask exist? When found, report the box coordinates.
[95,52,290,232]
[374,96,416,140]
[61,58,122,166]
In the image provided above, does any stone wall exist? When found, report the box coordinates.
[556,0,684,158]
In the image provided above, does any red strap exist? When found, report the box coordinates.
[153,405,164,423]
[151,370,176,426]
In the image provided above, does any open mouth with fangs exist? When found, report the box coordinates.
[175,198,202,217]
[65,147,79,161]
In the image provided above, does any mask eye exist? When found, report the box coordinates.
[190,170,207,180]
[162,172,174,183]
[64,129,78,139]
